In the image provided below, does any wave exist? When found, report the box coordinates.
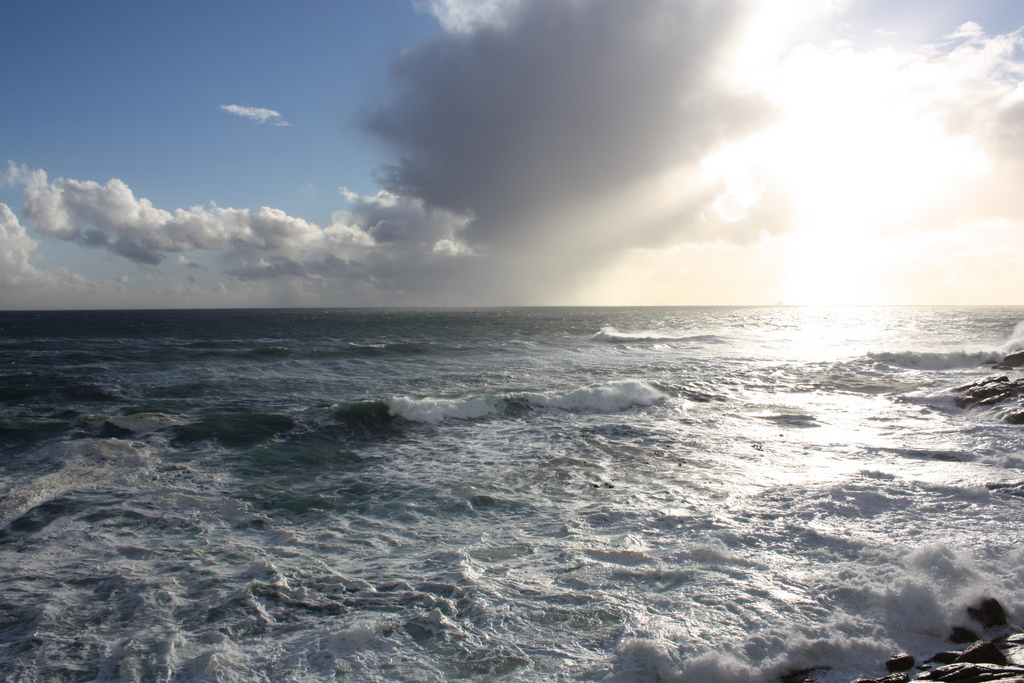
[866,320,1024,371]
[518,380,666,412]
[386,395,502,424]
[590,327,724,344]
[867,349,1005,370]
[0,439,155,528]
[387,380,667,424]
[88,412,186,434]
[1008,321,1024,353]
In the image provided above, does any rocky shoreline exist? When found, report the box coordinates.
[780,598,1024,683]
[952,350,1024,424]
[781,351,1024,683]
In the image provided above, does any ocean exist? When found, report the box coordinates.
[1,306,1022,682]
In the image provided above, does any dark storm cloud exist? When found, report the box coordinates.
[364,0,772,249]
[333,189,471,247]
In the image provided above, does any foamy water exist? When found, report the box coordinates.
[0,307,1022,681]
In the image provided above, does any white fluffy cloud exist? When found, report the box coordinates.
[8,165,320,265]
[0,203,46,287]
[219,104,290,126]
[0,201,125,307]
[4,161,477,300]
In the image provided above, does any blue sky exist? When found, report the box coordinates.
[4,0,1024,308]
[1,1,438,219]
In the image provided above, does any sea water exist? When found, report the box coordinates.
[1,306,1022,682]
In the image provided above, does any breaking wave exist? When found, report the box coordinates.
[590,327,724,344]
[867,349,1005,370]
[387,380,667,424]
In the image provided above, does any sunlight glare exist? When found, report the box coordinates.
[704,38,991,305]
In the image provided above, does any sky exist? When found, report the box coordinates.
[3,0,1024,309]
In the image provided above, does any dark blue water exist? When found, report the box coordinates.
[1,307,1023,682]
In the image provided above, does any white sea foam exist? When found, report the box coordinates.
[867,320,1024,370]
[868,349,1005,370]
[387,395,501,423]
[520,379,666,412]
[591,326,723,344]
[1006,321,1024,352]
[388,380,666,423]
[0,439,155,528]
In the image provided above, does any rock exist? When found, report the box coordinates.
[954,377,1015,408]
[887,653,916,672]
[930,651,963,665]
[779,666,830,682]
[952,627,982,644]
[1005,410,1024,425]
[854,674,910,683]
[968,598,1008,630]
[956,640,1008,667]
[917,662,1024,681]
[995,351,1024,370]
[996,634,1024,667]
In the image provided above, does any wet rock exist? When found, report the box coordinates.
[887,653,916,672]
[854,674,910,683]
[779,666,830,682]
[954,377,1019,408]
[952,627,982,644]
[1005,410,1024,425]
[916,662,1024,681]
[930,651,963,665]
[995,351,1024,370]
[968,598,1008,630]
[996,634,1024,667]
[956,641,1008,667]
[952,376,1024,425]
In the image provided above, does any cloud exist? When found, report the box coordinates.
[5,160,480,301]
[418,0,523,34]
[12,1,1024,307]
[332,188,472,248]
[0,202,47,287]
[10,165,321,265]
[5,2,787,304]
[361,0,778,297]
[226,254,369,281]
[219,104,290,126]
[0,201,127,308]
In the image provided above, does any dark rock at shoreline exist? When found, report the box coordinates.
[995,351,1024,370]
[888,654,916,672]
[953,377,1022,409]
[955,641,1008,667]
[952,375,1024,423]
[969,599,1009,630]
[916,662,1024,681]
[780,666,830,682]
[780,598,1022,683]
[854,674,910,683]
[952,628,983,644]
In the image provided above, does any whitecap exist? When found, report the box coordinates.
[386,395,501,423]
[520,379,666,413]
[0,439,156,528]
[868,349,1004,370]
[590,326,724,344]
